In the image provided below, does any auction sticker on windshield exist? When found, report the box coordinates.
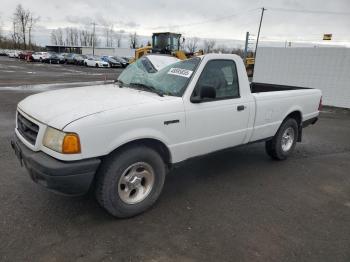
[167,68,193,78]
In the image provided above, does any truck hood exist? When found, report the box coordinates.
[18,84,173,129]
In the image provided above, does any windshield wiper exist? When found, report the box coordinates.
[129,83,164,97]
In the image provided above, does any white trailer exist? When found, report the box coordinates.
[253,47,350,108]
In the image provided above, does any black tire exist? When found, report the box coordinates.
[95,146,166,218]
[95,63,99,68]
[265,118,298,160]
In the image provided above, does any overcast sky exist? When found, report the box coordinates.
[0,0,349,47]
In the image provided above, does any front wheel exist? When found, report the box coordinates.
[95,146,166,218]
[265,118,298,160]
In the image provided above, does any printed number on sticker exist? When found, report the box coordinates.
[167,68,193,78]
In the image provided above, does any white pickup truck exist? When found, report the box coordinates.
[11,54,322,217]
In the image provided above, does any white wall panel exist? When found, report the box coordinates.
[253,47,350,108]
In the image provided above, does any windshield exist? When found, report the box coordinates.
[117,57,201,97]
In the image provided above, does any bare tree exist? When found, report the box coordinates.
[13,4,30,49]
[28,14,39,49]
[0,17,3,43]
[51,26,101,47]
[203,39,216,53]
[79,29,91,46]
[213,44,232,54]
[104,24,115,47]
[185,37,199,53]
[56,28,64,45]
[129,32,138,49]
[50,30,58,45]
[64,27,79,46]
[73,28,79,46]
[11,21,21,48]
[231,48,244,57]
[115,33,122,47]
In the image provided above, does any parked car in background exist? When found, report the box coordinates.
[8,50,20,58]
[19,51,34,61]
[56,53,66,64]
[73,54,87,65]
[122,56,133,63]
[84,56,109,68]
[65,53,76,64]
[0,49,8,56]
[18,51,26,59]
[32,52,49,62]
[101,56,121,67]
[43,53,61,64]
[112,56,129,68]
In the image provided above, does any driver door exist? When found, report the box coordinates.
[184,59,251,158]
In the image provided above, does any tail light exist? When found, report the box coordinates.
[318,96,322,111]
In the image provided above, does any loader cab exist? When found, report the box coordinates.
[152,32,182,54]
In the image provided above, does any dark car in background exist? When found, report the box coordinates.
[56,53,66,64]
[43,53,61,64]
[65,53,76,64]
[73,54,87,65]
[101,56,121,68]
[112,56,129,68]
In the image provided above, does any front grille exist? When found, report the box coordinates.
[17,112,39,145]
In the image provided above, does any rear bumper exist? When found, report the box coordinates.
[11,135,101,196]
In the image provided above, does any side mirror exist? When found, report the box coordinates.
[200,85,216,99]
[190,86,216,103]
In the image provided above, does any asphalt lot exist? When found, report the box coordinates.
[0,56,123,87]
[0,58,350,261]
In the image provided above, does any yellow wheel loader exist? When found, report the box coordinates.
[130,32,203,63]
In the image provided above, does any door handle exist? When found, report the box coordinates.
[237,105,245,111]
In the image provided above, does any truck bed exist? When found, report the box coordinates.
[250,82,311,93]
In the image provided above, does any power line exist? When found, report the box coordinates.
[266,7,350,16]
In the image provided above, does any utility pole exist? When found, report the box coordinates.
[254,7,266,60]
[92,22,96,56]
[243,32,249,64]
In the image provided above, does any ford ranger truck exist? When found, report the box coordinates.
[11,54,322,218]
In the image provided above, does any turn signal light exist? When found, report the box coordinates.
[62,134,81,154]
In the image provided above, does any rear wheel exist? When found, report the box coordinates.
[95,146,166,218]
[95,63,99,68]
[265,118,298,160]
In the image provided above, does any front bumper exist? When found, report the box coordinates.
[11,135,101,196]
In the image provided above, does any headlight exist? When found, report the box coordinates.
[43,127,81,154]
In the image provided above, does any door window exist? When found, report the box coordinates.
[192,60,240,100]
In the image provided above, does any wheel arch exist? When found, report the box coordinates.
[282,110,303,142]
[105,138,172,167]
